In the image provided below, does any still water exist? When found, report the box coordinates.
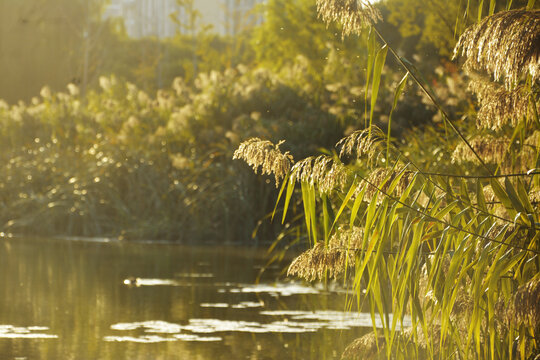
[0,236,377,359]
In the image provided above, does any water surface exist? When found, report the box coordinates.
[0,236,382,359]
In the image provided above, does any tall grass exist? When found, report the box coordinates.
[235,3,540,359]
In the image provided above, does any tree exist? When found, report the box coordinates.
[0,0,109,102]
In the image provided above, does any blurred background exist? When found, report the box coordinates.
[0,0,264,103]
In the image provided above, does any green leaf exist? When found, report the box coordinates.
[332,182,357,231]
[478,0,484,21]
[489,0,496,15]
[527,0,536,9]
[281,178,296,224]
[350,185,366,227]
[387,73,408,160]
[515,177,534,214]
[490,179,517,218]
[369,44,388,137]
[476,179,487,213]
[364,29,377,128]
[504,177,527,214]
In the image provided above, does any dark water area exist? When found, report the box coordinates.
[0,237,375,359]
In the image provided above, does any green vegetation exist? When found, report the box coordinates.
[234,0,540,358]
[1,0,539,358]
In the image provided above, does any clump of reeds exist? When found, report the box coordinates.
[287,227,363,281]
[289,155,349,193]
[468,76,537,131]
[233,138,293,186]
[454,9,540,88]
[316,0,382,37]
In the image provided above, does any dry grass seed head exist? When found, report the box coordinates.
[452,135,508,165]
[340,332,386,360]
[329,226,364,249]
[337,127,386,161]
[233,138,293,186]
[290,155,349,193]
[287,241,356,281]
[363,167,414,200]
[317,0,382,38]
[454,9,540,88]
[468,75,537,130]
[452,135,536,172]
[507,277,540,332]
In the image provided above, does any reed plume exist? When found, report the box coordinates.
[452,135,509,165]
[454,9,540,88]
[287,227,363,281]
[289,155,349,193]
[340,333,385,359]
[316,0,382,37]
[337,126,386,161]
[452,135,536,172]
[362,167,414,200]
[468,76,538,130]
[233,138,293,186]
[287,242,353,281]
[507,277,540,333]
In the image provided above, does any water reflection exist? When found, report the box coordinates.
[0,236,373,359]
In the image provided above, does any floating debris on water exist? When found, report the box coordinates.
[200,303,230,308]
[0,325,58,339]
[104,335,177,343]
[231,301,265,309]
[176,273,214,278]
[123,278,181,286]
[261,310,412,329]
[227,283,320,296]
[107,308,411,343]
[173,334,222,342]
[111,320,182,333]
[200,301,265,309]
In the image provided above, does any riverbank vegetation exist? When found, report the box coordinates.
[1,0,539,357]
[234,0,540,358]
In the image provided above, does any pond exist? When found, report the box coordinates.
[0,236,392,359]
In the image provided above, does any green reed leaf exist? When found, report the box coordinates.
[369,44,388,138]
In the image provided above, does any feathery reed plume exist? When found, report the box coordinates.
[362,167,414,200]
[233,138,293,186]
[454,10,540,88]
[341,333,385,359]
[287,227,363,281]
[329,226,364,249]
[530,187,540,203]
[507,277,540,332]
[289,155,349,193]
[452,135,508,164]
[316,0,382,37]
[287,242,355,281]
[526,130,540,147]
[452,135,536,171]
[337,127,386,161]
[468,76,538,130]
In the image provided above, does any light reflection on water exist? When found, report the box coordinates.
[0,236,391,359]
